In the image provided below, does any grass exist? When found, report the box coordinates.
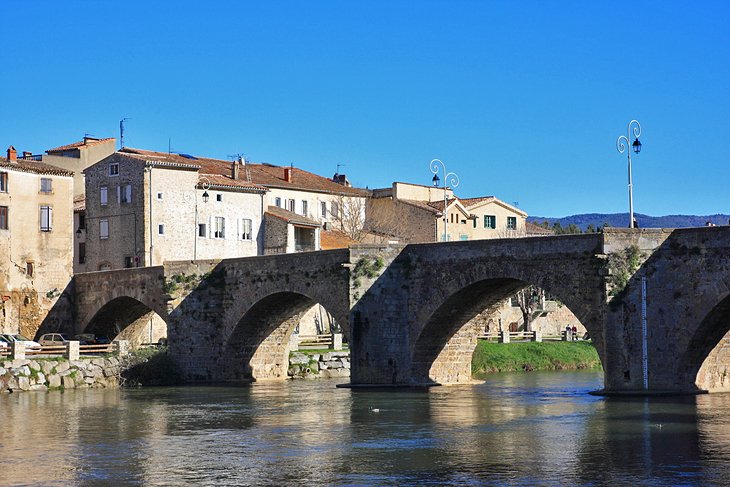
[472,341,601,376]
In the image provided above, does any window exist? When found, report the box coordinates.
[40,206,52,232]
[473,218,477,228]
[321,201,327,218]
[40,178,52,193]
[507,217,517,230]
[216,194,222,202]
[0,206,7,230]
[100,219,109,239]
[484,215,496,229]
[301,200,308,216]
[214,217,225,239]
[158,224,165,235]
[118,184,132,203]
[287,199,295,213]
[241,218,252,240]
[26,262,34,277]
[78,242,86,264]
[99,262,111,271]
[109,163,119,176]
[0,172,7,192]
[331,201,339,218]
[124,256,134,268]
[198,223,207,237]
[157,192,163,200]
[100,186,108,206]
[275,197,282,207]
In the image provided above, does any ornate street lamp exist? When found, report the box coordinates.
[429,158,459,242]
[616,119,642,228]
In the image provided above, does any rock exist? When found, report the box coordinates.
[84,377,95,385]
[48,374,61,389]
[55,361,70,373]
[34,372,46,385]
[30,384,47,391]
[289,353,310,365]
[321,353,333,362]
[58,369,74,377]
[326,360,342,369]
[18,376,30,391]
[61,375,76,389]
[40,361,55,375]
[14,365,31,376]
[29,360,41,371]
[0,367,5,376]
[340,359,350,368]
[91,359,106,367]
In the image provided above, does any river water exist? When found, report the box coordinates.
[3,371,730,486]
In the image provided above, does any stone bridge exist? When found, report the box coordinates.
[71,227,730,394]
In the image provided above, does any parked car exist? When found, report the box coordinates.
[72,333,111,345]
[0,333,41,349]
[38,333,71,347]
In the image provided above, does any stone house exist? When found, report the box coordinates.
[82,148,268,271]
[368,182,527,243]
[0,146,74,338]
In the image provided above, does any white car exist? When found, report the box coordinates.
[0,333,41,349]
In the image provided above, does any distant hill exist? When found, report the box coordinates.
[527,213,730,231]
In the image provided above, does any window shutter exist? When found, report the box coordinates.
[208,216,213,238]
[126,184,132,202]
[116,186,121,203]
[49,207,53,230]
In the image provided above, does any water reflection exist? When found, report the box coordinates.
[3,372,730,485]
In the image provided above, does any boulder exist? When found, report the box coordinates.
[48,374,62,389]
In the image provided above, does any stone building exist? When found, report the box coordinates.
[368,182,528,243]
[82,148,268,271]
[0,146,74,338]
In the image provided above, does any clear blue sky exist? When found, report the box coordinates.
[2,1,728,217]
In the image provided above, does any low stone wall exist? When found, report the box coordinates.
[288,351,350,379]
[0,357,121,393]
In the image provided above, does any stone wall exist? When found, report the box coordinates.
[288,350,350,379]
[0,356,121,393]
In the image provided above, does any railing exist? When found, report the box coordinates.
[2,341,127,360]
[18,154,43,161]
[290,332,344,351]
[477,330,590,343]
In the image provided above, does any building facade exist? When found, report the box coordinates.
[0,146,74,338]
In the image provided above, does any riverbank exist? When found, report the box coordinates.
[471,341,601,375]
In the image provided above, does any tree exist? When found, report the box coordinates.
[331,195,368,241]
[514,286,545,332]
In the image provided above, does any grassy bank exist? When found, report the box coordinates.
[472,341,601,375]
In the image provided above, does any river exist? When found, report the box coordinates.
[2,371,730,486]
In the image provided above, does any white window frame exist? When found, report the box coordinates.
[109,163,119,176]
[214,216,225,239]
[321,201,327,218]
[39,205,52,232]
[507,216,517,230]
[241,218,253,240]
[118,184,132,204]
[301,200,308,217]
[275,197,282,207]
[287,199,295,213]
[100,219,109,239]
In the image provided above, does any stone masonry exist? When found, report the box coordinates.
[70,227,730,394]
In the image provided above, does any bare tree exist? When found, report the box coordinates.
[331,195,368,241]
[514,286,544,332]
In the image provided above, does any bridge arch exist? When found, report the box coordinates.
[678,292,730,392]
[409,268,604,385]
[83,296,168,346]
[217,291,348,382]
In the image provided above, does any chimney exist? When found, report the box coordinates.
[6,146,17,162]
[284,167,292,183]
[232,159,239,180]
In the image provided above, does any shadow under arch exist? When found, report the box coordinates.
[219,291,347,382]
[678,293,730,392]
[410,277,601,385]
[84,296,167,346]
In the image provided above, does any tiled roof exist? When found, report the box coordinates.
[399,199,441,214]
[459,196,496,208]
[320,229,356,250]
[118,148,202,169]
[46,137,115,153]
[121,148,365,196]
[74,194,85,213]
[0,157,74,176]
[525,221,554,235]
[241,163,368,197]
[198,174,267,192]
[265,205,322,227]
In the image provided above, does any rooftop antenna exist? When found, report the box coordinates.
[168,137,171,154]
[336,162,347,175]
[513,201,519,207]
[119,118,130,149]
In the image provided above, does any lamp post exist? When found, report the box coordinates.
[616,119,642,228]
[429,158,459,242]
[189,177,211,260]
